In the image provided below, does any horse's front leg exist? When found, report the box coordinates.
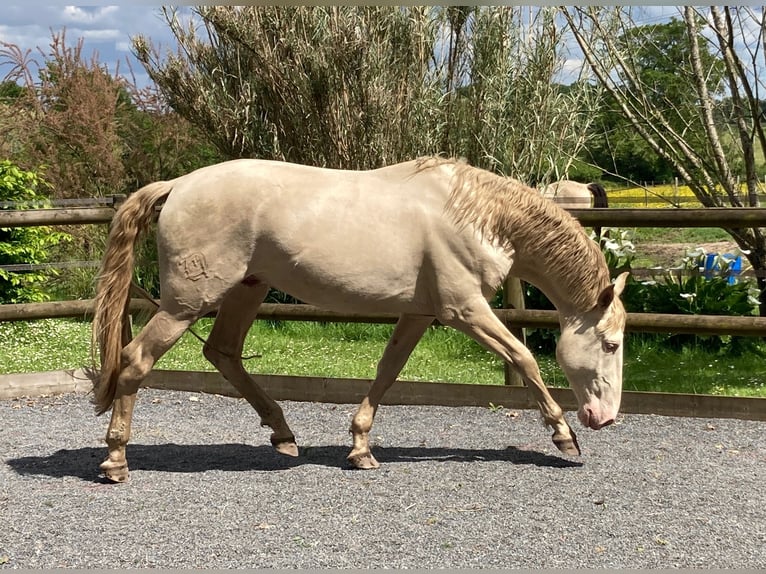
[442,303,579,456]
[348,314,433,469]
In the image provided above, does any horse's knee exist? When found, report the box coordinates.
[513,350,541,377]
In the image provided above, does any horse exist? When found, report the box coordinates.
[91,157,629,482]
[540,180,608,240]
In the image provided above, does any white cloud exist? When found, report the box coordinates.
[77,28,122,42]
[1,5,179,86]
[115,40,132,53]
[61,6,119,25]
[557,58,586,85]
[0,24,54,55]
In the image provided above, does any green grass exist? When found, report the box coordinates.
[157,319,507,385]
[1,318,765,398]
[623,338,766,397]
[631,226,732,244]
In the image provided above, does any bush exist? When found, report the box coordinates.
[625,248,759,353]
[0,161,70,303]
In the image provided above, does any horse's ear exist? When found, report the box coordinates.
[597,272,629,309]
[613,271,629,296]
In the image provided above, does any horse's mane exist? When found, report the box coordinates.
[417,157,611,312]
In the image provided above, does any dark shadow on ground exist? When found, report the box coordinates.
[6,443,581,482]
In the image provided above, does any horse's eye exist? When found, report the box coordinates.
[603,341,619,354]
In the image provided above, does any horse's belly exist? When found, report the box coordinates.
[251,242,427,314]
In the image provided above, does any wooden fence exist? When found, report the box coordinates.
[1,199,766,421]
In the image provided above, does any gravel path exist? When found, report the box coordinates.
[1,388,765,569]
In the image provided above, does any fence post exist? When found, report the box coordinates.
[502,277,525,386]
[111,194,127,210]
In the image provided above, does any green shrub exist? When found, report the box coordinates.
[625,248,759,353]
[0,161,70,303]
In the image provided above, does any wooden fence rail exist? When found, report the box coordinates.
[2,199,766,420]
[4,299,766,337]
[0,207,116,227]
[568,207,766,227]
[1,369,763,422]
[4,205,766,228]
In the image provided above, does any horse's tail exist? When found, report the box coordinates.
[587,183,608,209]
[91,181,173,415]
[587,183,608,242]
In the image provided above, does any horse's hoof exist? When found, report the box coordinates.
[100,458,130,483]
[347,451,380,470]
[271,436,299,457]
[552,429,581,456]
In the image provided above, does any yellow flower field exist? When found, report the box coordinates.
[607,182,764,208]
[607,184,701,208]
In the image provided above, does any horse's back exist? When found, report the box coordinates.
[159,159,449,246]
[154,159,493,314]
[540,180,593,209]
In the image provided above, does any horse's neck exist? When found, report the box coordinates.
[510,227,605,314]
[444,163,607,311]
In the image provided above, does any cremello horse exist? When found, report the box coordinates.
[540,180,608,240]
[92,157,628,482]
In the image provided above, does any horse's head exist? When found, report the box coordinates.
[555,272,629,430]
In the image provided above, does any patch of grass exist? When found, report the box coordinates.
[0,319,92,374]
[622,337,766,397]
[1,319,764,397]
[631,226,732,245]
[155,320,506,385]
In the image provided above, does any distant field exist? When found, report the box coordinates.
[608,184,701,207]
[608,182,766,208]
[604,184,740,266]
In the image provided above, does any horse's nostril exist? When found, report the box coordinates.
[601,418,615,428]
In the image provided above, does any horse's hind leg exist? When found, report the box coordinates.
[203,280,297,456]
[101,309,194,482]
[348,313,434,469]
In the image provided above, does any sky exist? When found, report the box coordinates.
[0,5,183,88]
[0,5,684,89]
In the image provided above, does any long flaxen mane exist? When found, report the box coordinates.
[419,157,611,312]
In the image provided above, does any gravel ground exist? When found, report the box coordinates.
[1,388,765,569]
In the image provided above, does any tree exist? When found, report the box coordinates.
[585,17,725,185]
[1,30,222,298]
[2,31,128,198]
[118,81,222,192]
[133,6,600,182]
[562,6,766,314]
